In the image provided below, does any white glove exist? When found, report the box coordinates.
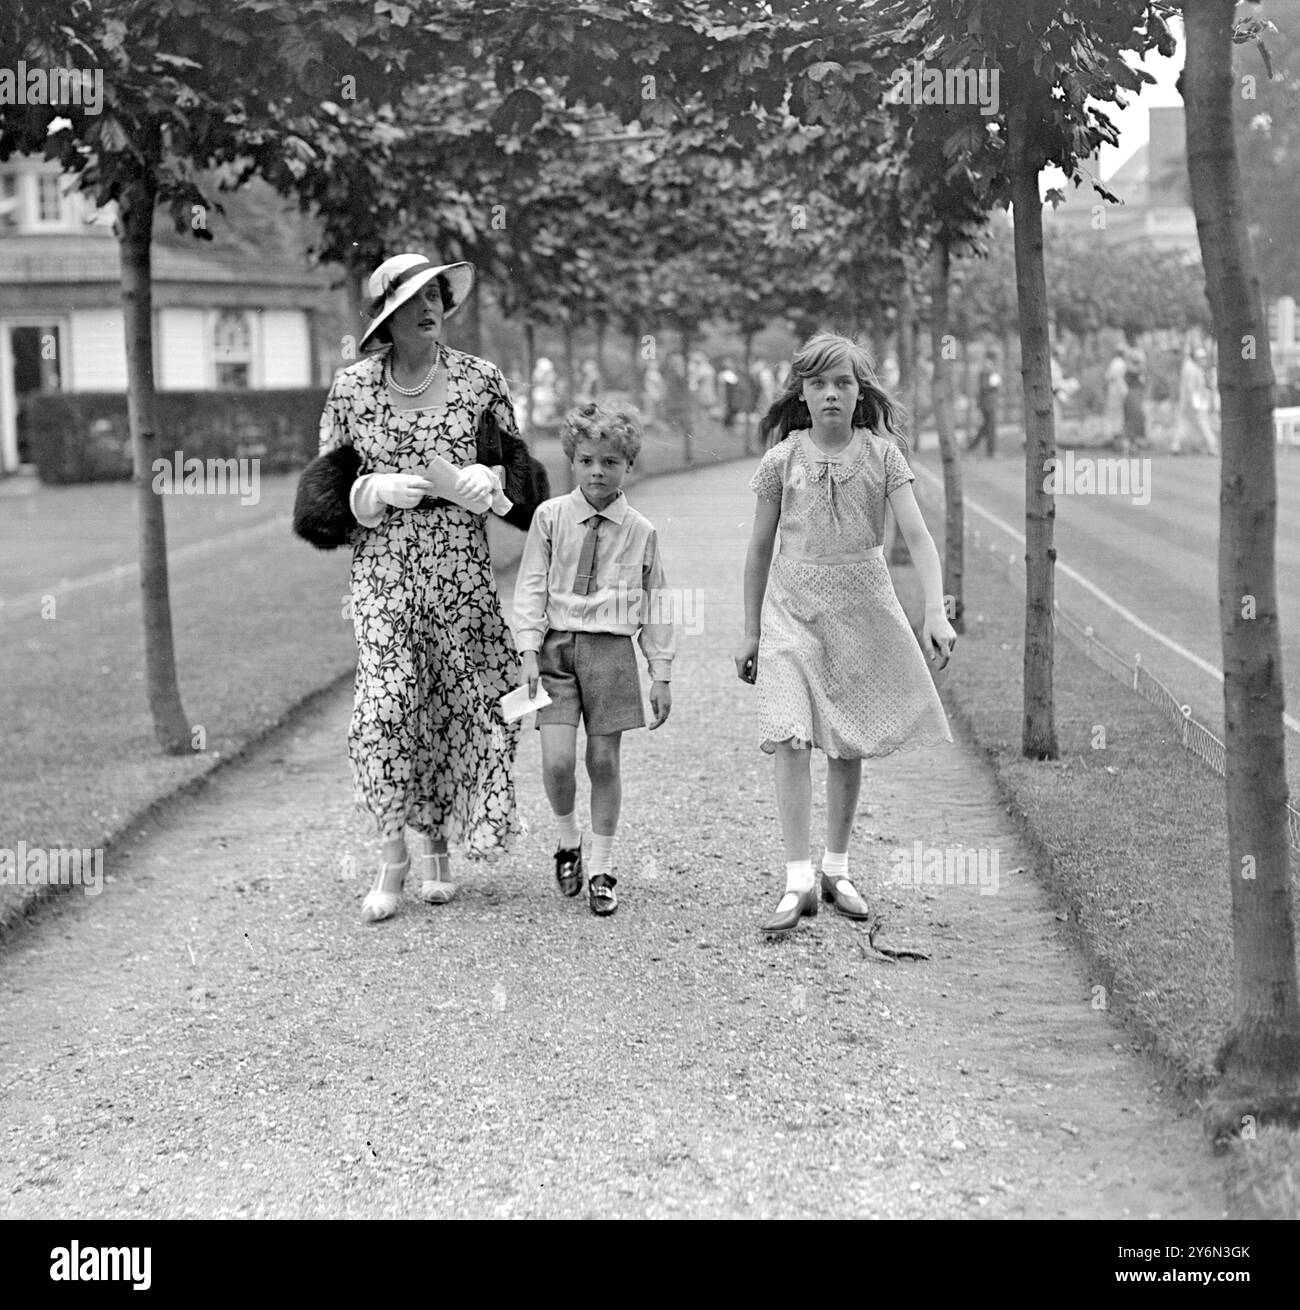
[350,472,436,527]
[455,463,498,507]
[419,458,512,516]
[486,465,513,517]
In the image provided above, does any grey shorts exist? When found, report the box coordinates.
[535,630,646,735]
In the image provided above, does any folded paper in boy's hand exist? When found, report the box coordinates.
[420,455,512,515]
[499,683,552,723]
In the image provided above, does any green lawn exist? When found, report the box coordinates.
[0,486,358,935]
[900,469,1300,1217]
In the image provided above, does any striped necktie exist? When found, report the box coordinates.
[575,514,602,595]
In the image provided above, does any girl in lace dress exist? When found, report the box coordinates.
[734,333,956,936]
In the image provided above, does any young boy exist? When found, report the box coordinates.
[512,401,674,916]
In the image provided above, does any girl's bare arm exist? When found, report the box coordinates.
[743,496,782,637]
[889,483,957,668]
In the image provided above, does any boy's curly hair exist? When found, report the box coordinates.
[560,400,643,463]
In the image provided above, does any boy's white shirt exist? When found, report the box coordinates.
[512,488,675,682]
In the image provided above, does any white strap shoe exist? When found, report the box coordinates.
[419,851,457,905]
[361,858,409,923]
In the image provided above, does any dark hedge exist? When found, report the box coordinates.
[25,389,329,484]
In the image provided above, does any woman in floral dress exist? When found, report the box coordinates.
[317,253,523,922]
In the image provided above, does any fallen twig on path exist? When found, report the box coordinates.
[858,914,931,964]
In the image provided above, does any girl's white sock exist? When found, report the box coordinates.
[785,859,814,893]
[555,809,580,849]
[777,860,815,912]
[822,849,849,888]
[590,832,615,877]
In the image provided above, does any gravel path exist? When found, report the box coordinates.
[0,462,1228,1218]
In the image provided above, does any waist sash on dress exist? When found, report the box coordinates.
[779,545,884,565]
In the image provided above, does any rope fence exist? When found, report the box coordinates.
[966,525,1300,856]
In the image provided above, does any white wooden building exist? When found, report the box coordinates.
[0,156,343,474]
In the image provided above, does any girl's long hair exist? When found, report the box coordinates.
[759,332,908,451]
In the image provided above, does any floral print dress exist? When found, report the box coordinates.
[318,347,522,856]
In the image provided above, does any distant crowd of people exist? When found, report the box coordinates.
[1099,340,1221,455]
[516,350,789,452]
[513,336,1229,459]
[964,337,1222,458]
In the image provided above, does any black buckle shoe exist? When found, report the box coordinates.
[760,886,818,935]
[821,872,871,920]
[588,872,618,916]
[554,845,583,897]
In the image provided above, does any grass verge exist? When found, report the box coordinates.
[900,468,1300,1218]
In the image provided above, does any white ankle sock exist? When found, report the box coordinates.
[777,860,814,911]
[822,850,848,886]
[784,860,814,894]
[555,810,580,849]
[590,832,615,877]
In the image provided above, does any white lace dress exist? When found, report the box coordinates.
[749,428,952,759]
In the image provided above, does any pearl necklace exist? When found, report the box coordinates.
[386,346,440,397]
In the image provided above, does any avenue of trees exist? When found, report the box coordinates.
[1,0,1296,1128]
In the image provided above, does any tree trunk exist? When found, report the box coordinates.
[628,319,643,408]
[679,323,694,465]
[742,328,756,455]
[889,266,919,567]
[963,338,977,443]
[456,286,482,356]
[595,315,608,383]
[931,235,964,634]
[898,266,916,421]
[343,261,367,360]
[523,320,536,433]
[1008,87,1059,760]
[912,317,924,429]
[1182,0,1300,1128]
[117,174,191,755]
[1003,329,1018,430]
[562,320,576,412]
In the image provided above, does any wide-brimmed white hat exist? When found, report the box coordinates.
[360,253,475,345]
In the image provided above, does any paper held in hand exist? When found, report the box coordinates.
[420,455,511,515]
[499,683,552,723]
